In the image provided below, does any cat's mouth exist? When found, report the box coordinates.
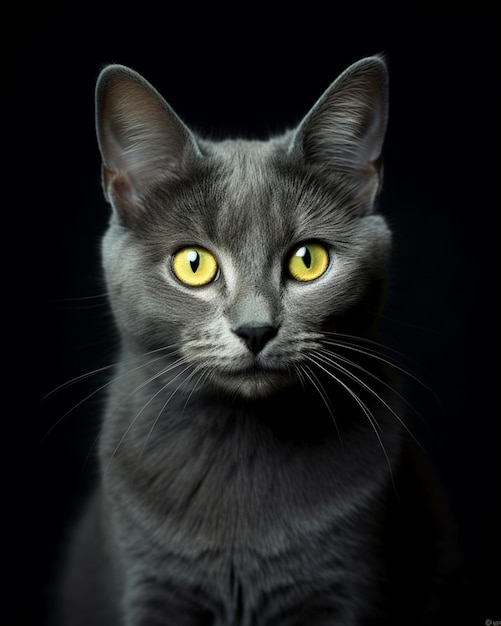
[212,362,297,398]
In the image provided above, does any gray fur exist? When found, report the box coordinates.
[55,57,460,625]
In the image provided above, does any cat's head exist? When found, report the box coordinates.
[96,58,391,398]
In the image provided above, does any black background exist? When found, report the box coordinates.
[9,6,499,624]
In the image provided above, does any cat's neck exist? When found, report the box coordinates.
[99,361,398,550]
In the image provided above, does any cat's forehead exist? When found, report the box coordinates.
[210,139,281,206]
[204,140,293,249]
[205,140,353,254]
[148,137,353,266]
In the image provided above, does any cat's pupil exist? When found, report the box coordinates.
[298,246,312,269]
[187,250,200,273]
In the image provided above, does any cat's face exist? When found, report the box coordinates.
[98,59,390,398]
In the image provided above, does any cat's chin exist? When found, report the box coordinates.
[211,367,297,399]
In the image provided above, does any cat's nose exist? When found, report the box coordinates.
[233,325,278,355]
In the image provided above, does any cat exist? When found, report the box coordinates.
[54,56,462,625]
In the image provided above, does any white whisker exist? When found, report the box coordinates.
[41,345,181,443]
[43,344,178,401]
[304,353,395,487]
[42,362,118,402]
[181,367,210,418]
[136,364,205,470]
[90,360,190,474]
[293,364,309,394]
[104,359,193,474]
[323,332,418,366]
[296,363,342,444]
[315,348,420,446]
[322,333,441,406]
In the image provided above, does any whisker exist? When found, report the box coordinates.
[293,364,309,394]
[104,359,193,474]
[315,349,420,447]
[323,331,418,367]
[42,362,118,402]
[42,378,116,445]
[49,293,109,303]
[42,344,178,401]
[41,346,183,443]
[46,293,112,312]
[68,353,191,474]
[322,334,442,408]
[181,367,210,418]
[136,364,204,468]
[304,353,396,488]
[296,363,342,444]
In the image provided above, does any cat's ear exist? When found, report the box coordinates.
[95,64,200,224]
[290,56,388,205]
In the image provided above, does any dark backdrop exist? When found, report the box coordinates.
[9,6,498,624]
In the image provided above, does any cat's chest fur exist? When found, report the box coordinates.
[101,357,394,552]
[98,359,395,624]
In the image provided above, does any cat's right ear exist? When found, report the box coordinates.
[95,65,200,225]
[288,56,388,207]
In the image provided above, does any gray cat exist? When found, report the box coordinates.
[55,57,461,625]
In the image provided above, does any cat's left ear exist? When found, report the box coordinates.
[289,56,388,205]
[95,64,201,225]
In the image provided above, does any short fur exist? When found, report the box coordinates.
[54,57,461,625]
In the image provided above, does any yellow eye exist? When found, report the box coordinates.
[172,247,219,287]
[288,242,329,282]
